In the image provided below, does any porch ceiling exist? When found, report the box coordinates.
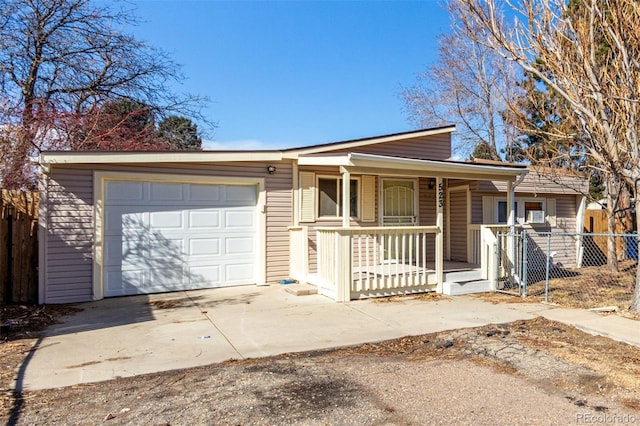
[298,153,527,181]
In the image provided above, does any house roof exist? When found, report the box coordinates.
[281,126,456,157]
[37,126,531,182]
[39,126,456,165]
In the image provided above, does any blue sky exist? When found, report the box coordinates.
[128,1,451,150]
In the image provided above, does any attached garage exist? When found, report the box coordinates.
[94,172,266,298]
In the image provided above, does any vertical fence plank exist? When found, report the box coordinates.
[0,196,9,304]
[0,189,39,304]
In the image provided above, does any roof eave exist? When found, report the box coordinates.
[40,151,284,165]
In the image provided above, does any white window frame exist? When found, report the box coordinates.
[316,175,360,219]
[494,197,546,225]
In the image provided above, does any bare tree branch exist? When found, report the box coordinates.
[453,0,640,309]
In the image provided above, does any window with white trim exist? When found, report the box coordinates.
[317,177,359,218]
[495,198,546,225]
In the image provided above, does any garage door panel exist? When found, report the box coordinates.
[105,209,148,235]
[150,182,184,202]
[188,265,221,285]
[225,237,255,255]
[149,210,184,230]
[188,184,220,202]
[189,238,220,256]
[103,181,258,297]
[189,210,221,229]
[225,185,257,203]
[226,263,255,284]
[150,266,185,288]
[105,181,144,202]
[149,237,184,259]
[225,210,254,229]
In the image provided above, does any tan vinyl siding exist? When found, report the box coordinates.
[472,192,485,224]
[321,134,451,160]
[448,189,467,261]
[44,161,293,303]
[554,196,577,232]
[44,168,94,303]
[525,196,577,268]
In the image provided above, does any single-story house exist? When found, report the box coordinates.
[38,126,588,303]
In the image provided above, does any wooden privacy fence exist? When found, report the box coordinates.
[0,190,38,304]
[584,209,630,260]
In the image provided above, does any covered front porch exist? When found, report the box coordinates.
[288,153,526,301]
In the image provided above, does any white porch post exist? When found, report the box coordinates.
[341,170,351,227]
[337,170,352,301]
[436,176,444,293]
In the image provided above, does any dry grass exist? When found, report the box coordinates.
[371,292,451,303]
[526,260,637,310]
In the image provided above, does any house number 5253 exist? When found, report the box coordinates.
[437,182,444,208]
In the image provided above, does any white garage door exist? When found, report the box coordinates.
[103,181,258,297]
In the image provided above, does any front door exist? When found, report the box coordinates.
[381,179,417,262]
[381,179,417,226]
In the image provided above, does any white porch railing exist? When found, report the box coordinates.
[315,226,439,301]
[468,224,482,264]
[477,225,510,285]
[288,226,309,282]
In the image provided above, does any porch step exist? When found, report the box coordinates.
[443,279,492,296]
[443,268,483,283]
[283,283,318,296]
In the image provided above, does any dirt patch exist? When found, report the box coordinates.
[1,306,640,424]
[0,304,80,424]
[1,305,80,341]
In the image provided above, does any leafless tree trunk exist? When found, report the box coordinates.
[606,180,619,271]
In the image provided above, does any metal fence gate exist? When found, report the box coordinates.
[495,231,526,296]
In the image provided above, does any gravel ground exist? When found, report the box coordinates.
[3,317,640,425]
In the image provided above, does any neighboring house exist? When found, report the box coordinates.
[38,126,588,303]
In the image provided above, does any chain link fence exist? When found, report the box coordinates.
[502,231,638,310]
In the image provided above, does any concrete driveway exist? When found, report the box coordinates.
[21,285,541,390]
